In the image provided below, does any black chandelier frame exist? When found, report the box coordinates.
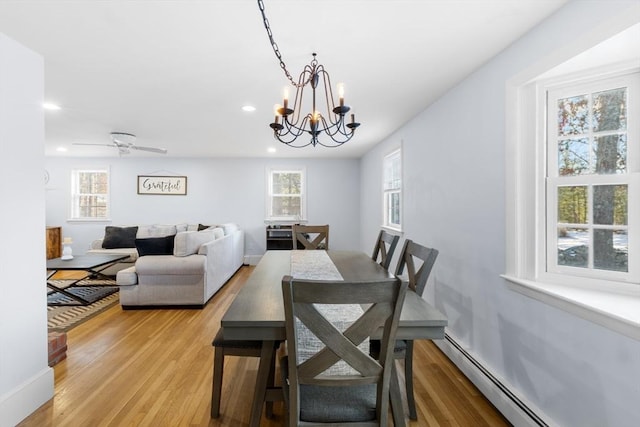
[269,54,360,148]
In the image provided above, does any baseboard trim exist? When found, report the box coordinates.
[0,367,54,427]
[435,334,556,427]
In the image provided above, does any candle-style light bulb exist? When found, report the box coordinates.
[283,87,289,110]
[338,83,345,107]
[274,104,282,124]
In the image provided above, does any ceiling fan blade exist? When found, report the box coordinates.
[72,143,117,148]
[130,145,168,154]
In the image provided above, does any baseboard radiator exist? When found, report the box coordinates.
[436,333,552,427]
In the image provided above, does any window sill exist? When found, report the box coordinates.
[264,219,307,225]
[502,275,640,341]
[381,225,402,234]
[67,218,112,223]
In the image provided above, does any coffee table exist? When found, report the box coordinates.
[47,254,129,306]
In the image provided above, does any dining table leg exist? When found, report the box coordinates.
[390,362,406,427]
[249,339,276,427]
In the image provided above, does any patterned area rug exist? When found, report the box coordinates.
[47,279,119,332]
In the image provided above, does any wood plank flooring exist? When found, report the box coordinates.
[21,266,511,426]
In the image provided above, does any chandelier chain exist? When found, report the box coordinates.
[257,0,309,88]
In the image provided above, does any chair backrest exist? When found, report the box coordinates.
[371,230,400,270]
[292,224,329,250]
[394,239,439,296]
[281,275,407,426]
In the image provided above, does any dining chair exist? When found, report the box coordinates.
[370,239,439,420]
[210,327,278,420]
[292,224,329,250]
[371,230,400,270]
[280,275,408,427]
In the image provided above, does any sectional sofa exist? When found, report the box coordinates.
[88,223,244,308]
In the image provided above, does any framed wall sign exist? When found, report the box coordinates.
[137,175,187,195]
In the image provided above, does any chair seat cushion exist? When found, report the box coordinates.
[300,384,376,423]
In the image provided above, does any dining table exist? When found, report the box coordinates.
[220,250,448,426]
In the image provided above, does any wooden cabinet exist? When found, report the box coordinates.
[46,226,62,259]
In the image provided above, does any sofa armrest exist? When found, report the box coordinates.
[90,239,104,250]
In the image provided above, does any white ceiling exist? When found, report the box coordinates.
[0,0,571,158]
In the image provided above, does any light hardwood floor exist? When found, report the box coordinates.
[23,266,511,426]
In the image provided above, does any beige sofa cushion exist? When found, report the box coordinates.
[135,254,205,275]
[173,229,215,257]
[116,266,138,286]
[137,224,177,238]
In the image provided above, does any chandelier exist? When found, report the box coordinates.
[258,1,361,148]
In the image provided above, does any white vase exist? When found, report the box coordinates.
[61,243,73,260]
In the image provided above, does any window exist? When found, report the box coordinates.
[70,168,110,220]
[504,62,640,340]
[383,149,402,230]
[546,73,638,283]
[266,168,306,221]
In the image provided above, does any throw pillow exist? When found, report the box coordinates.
[137,224,177,238]
[102,226,139,249]
[173,229,216,257]
[221,223,238,235]
[135,235,175,256]
[212,227,225,240]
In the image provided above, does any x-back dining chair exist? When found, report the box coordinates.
[370,238,439,421]
[280,275,408,426]
[371,230,400,270]
[292,224,329,250]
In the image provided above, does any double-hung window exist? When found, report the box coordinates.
[505,47,639,338]
[383,149,402,230]
[266,168,306,221]
[70,168,110,220]
[546,72,638,283]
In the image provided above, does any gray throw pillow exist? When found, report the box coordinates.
[102,226,139,249]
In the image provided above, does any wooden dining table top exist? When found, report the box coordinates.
[221,250,448,341]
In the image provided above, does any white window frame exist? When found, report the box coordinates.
[545,73,638,284]
[69,167,111,221]
[504,61,640,341]
[265,167,307,222]
[383,148,402,231]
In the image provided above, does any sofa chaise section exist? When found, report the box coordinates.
[90,223,244,308]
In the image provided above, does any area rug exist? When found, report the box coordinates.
[47,279,119,332]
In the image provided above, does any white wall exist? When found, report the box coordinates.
[361,1,640,426]
[0,34,53,426]
[45,157,360,258]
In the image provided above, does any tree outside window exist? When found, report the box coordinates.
[549,76,635,278]
[70,169,110,220]
[267,168,305,220]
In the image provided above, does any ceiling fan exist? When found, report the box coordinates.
[73,132,168,155]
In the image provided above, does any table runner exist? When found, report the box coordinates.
[290,250,343,280]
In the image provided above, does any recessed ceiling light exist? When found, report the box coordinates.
[267,147,276,153]
[56,147,68,152]
[43,102,61,110]
[242,105,256,112]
